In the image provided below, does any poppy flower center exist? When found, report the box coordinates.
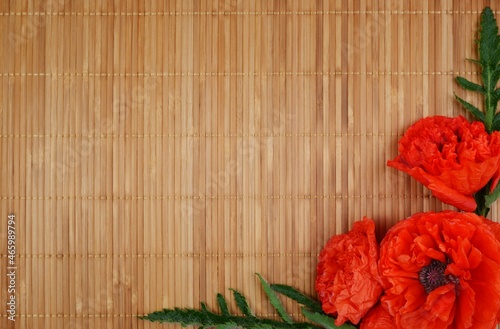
[418,259,459,294]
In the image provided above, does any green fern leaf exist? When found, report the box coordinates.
[493,113,500,130]
[201,302,210,314]
[456,77,485,93]
[230,288,255,318]
[214,324,238,329]
[217,293,231,317]
[454,94,485,121]
[479,7,500,130]
[256,273,294,324]
[492,67,500,83]
[140,277,337,329]
[467,58,482,65]
[301,308,357,329]
[478,7,500,68]
[455,7,500,132]
[270,284,324,314]
[140,305,325,328]
[139,307,223,326]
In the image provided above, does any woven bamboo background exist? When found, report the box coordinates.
[1,0,499,328]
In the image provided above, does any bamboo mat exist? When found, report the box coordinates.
[0,0,498,328]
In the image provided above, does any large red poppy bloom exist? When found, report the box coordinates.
[360,304,397,329]
[484,218,500,242]
[379,211,500,329]
[387,116,500,212]
[315,217,383,326]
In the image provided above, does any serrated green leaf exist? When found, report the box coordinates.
[491,68,500,87]
[456,76,485,93]
[479,7,500,131]
[230,288,255,317]
[493,113,500,131]
[139,307,223,326]
[140,305,324,328]
[217,293,231,317]
[214,323,238,329]
[301,308,356,329]
[270,284,324,314]
[201,302,210,314]
[493,51,500,65]
[479,7,500,66]
[486,181,500,207]
[454,94,485,121]
[456,7,500,131]
[256,273,294,324]
[466,58,482,66]
[140,298,325,328]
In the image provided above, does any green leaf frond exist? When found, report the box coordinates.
[455,7,500,132]
[139,274,354,329]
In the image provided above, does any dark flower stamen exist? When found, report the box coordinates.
[419,259,458,294]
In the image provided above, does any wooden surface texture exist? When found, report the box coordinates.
[0,0,498,328]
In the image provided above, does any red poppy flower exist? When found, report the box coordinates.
[482,218,500,323]
[379,211,500,329]
[360,304,397,329]
[315,217,383,326]
[387,116,500,212]
[484,218,500,242]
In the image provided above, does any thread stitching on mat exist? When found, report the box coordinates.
[0,11,491,16]
[0,313,298,318]
[1,253,318,258]
[0,195,433,200]
[0,133,401,138]
[0,72,478,77]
